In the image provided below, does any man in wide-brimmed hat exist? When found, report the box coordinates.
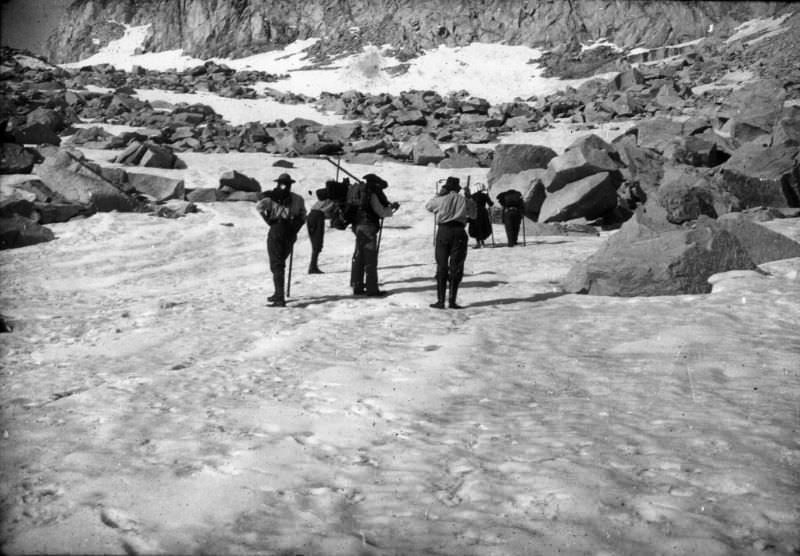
[350,173,400,297]
[425,176,476,309]
[256,173,307,307]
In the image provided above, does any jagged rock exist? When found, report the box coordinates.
[26,107,66,133]
[186,188,227,202]
[0,214,55,249]
[719,143,800,208]
[140,144,180,168]
[725,78,786,143]
[12,123,61,146]
[219,170,260,193]
[634,117,684,153]
[656,173,718,224]
[612,134,664,197]
[1,143,37,174]
[152,199,198,218]
[539,171,620,223]
[321,123,360,142]
[717,212,800,264]
[772,106,800,146]
[272,159,294,168]
[0,197,37,220]
[664,135,730,167]
[349,138,388,153]
[487,144,556,186]
[611,67,645,91]
[653,82,685,109]
[127,172,185,202]
[489,168,546,219]
[68,126,117,148]
[563,212,756,296]
[543,134,623,193]
[33,148,140,212]
[411,134,445,166]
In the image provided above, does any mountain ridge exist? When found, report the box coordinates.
[45,0,790,64]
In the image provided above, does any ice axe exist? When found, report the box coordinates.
[286,245,294,299]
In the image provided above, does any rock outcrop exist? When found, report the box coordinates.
[45,1,788,66]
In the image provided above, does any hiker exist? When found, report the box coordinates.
[425,176,477,309]
[497,189,525,247]
[466,184,494,248]
[255,173,307,307]
[350,173,399,297]
[306,182,339,274]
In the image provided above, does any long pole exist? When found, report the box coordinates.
[286,245,294,298]
[377,218,384,254]
[522,213,527,247]
[324,157,364,184]
[335,156,341,182]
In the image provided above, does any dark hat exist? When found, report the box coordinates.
[363,173,387,188]
[275,173,295,185]
[444,176,460,192]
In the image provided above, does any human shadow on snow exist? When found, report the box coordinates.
[465,291,568,308]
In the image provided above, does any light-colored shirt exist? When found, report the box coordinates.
[256,192,307,224]
[311,198,337,218]
[425,191,477,224]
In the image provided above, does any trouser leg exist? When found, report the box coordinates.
[448,229,468,307]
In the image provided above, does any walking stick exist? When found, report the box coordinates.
[335,156,341,182]
[377,217,384,254]
[522,213,527,247]
[286,245,294,298]
[433,178,445,246]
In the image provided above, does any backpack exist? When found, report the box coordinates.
[339,180,372,227]
[500,189,523,208]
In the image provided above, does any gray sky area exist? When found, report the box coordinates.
[1,0,70,54]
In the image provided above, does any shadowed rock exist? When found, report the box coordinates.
[539,171,620,223]
[719,143,800,208]
[543,134,623,193]
[487,144,556,186]
[489,168,546,219]
[717,212,800,264]
[219,170,260,193]
[0,214,55,249]
[127,173,185,202]
[1,143,37,174]
[563,211,756,296]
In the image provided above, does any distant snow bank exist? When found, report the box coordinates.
[725,13,792,44]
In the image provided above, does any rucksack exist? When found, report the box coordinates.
[339,180,372,227]
[500,189,523,208]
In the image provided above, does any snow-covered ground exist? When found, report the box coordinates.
[2,18,800,556]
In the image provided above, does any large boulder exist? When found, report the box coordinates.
[187,188,228,202]
[633,117,683,153]
[487,144,556,186]
[126,172,185,202]
[1,143,37,174]
[612,134,664,198]
[219,170,261,193]
[0,215,55,249]
[656,173,718,224]
[563,212,756,296]
[33,148,140,212]
[725,79,786,144]
[771,106,800,146]
[717,213,800,264]
[718,143,800,208]
[12,123,61,146]
[411,134,446,166]
[26,107,66,133]
[538,171,620,223]
[543,134,623,193]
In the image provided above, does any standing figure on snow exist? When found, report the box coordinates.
[256,173,307,307]
[497,189,525,247]
[306,183,338,274]
[425,176,477,309]
[350,173,399,297]
[466,184,494,248]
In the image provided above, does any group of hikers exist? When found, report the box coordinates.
[255,169,526,308]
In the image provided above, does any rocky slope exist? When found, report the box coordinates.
[46,0,790,64]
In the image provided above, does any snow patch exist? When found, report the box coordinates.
[725,13,793,44]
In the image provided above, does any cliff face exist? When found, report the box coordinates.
[45,0,788,64]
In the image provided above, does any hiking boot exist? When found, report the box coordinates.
[353,287,366,296]
[308,267,324,274]
[429,301,445,309]
[365,290,388,297]
[268,299,286,307]
[267,293,279,302]
[448,301,464,309]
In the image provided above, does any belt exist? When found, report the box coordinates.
[439,220,466,227]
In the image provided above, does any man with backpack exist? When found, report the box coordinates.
[425,176,477,309]
[256,173,307,307]
[349,173,399,297]
[497,189,525,247]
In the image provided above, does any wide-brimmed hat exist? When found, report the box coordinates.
[275,173,295,185]
[444,176,461,192]
[363,173,388,188]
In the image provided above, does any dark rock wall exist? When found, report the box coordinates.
[45,0,789,63]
